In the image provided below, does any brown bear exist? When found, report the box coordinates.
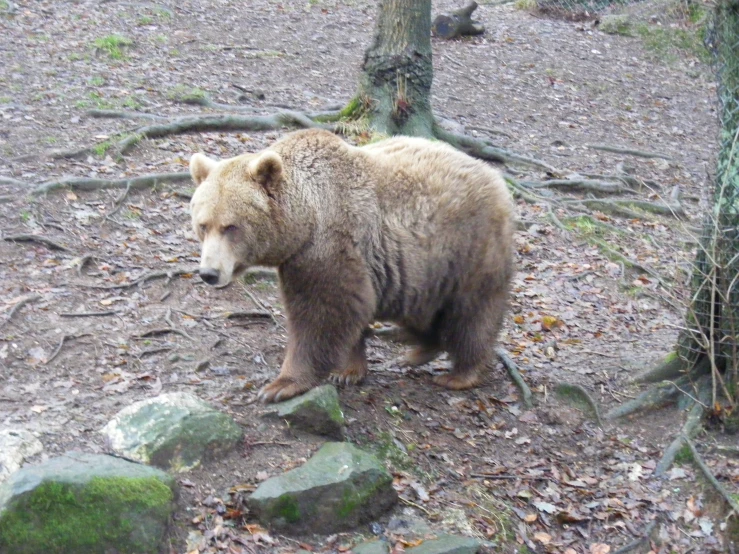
[189,129,514,403]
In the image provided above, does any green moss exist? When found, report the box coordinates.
[269,495,301,523]
[167,84,207,104]
[93,35,133,60]
[0,477,173,554]
[335,476,389,521]
[635,21,710,64]
[674,443,693,464]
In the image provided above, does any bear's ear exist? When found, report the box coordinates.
[249,151,283,197]
[190,153,218,186]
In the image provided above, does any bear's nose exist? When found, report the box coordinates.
[199,268,220,286]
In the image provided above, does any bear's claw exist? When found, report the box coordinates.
[257,377,311,403]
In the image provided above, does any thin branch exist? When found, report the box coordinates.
[34,172,192,196]
[59,311,119,317]
[4,234,72,252]
[87,109,168,121]
[586,143,673,160]
[75,266,197,290]
[0,294,42,329]
[46,333,92,364]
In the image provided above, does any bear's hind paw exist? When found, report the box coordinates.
[432,372,482,390]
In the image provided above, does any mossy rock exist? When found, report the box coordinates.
[268,384,345,439]
[247,442,396,534]
[100,392,243,472]
[0,452,176,554]
[405,535,482,554]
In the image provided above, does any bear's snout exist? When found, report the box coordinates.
[199,268,220,286]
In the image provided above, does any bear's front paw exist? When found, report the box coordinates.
[257,377,312,403]
[432,372,482,390]
[328,365,367,387]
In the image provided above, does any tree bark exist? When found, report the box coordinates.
[358,0,434,137]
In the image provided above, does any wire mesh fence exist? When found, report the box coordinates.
[679,1,739,390]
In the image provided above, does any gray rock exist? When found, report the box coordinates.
[387,512,433,538]
[599,15,632,36]
[353,540,390,554]
[0,452,176,554]
[0,429,43,485]
[405,535,482,554]
[248,442,396,534]
[101,392,243,472]
[268,384,345,439]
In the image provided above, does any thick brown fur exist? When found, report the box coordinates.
[189,129,515,403]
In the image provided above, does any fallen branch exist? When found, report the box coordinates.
[588,237,666,284]
[133,328,194,341]
[34,172,192,196]
[432,1,485,39]
[46,333,92,365]
[104,181,133,220]
[224,310,272,319]
[0,294,42,329]
[587,144,673,161]
[3,234,71,252]
[59,311,118,317]
[495,347,533,408]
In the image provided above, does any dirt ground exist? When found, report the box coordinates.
[1,0,738,553]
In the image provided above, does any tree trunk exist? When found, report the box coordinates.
[677,0,739,402]
[358,0,434,137]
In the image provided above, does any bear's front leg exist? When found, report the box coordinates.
[257,259,375,403]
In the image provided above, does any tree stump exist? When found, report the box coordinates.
[432,1,485,40]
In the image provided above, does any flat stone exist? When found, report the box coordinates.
[268,384,344,439]
[405,535,482,554]
[100,392,243,472]
[248,442,396,534]
[0,428,43,485]
[0,452,176,554]
[353,539,390,554]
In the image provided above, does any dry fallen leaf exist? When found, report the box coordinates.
[590,544,610,554]
[533,532,551,545]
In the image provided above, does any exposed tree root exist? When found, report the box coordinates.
[566,198,685,219]
[587,237,666,284]
[520,178,636,195]
[76,266,197,290]
[554,382,603,427]
[634,355,708,384]
[59,311,118,317]
[0,176,26,186]
[655,401,705,476]
[685,437,739,514]
[586,143,673,161]
[3,234,71,252]
[34,172,192,196]
[113,111,338,156]
[495,347,533,408]
[605,377,688,420]
[0,294,42,329]
[87,109,168,121]
[434,124,559,172]
[46,333,92,365]
[612,518,660,554]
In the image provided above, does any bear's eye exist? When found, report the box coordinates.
[199,224,207,235]
[223,225,239,235]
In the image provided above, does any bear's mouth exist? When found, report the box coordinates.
[233,263,248,278]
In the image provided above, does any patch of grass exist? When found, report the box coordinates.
[167,84,207,103]
[88,75,105,87]
[153,7,173,20]
[514,0,537,10]
[137,15,154,25]
[122,96,142,110]
[635,22,710,64]
[68,52,84,62]
[20,210,31,223]
[169,49,180,57]
[93,34,133,60]
[371,431,416,472]
[43,137,58,145]
[0,96,11,104]
[155,34,168,44]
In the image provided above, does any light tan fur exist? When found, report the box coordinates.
[189,129,515,403]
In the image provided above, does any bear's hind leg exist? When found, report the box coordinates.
[400,327,442,367]
[433,291,506,391]
[329,332,369,386]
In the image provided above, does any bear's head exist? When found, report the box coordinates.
[189,150,285,287]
